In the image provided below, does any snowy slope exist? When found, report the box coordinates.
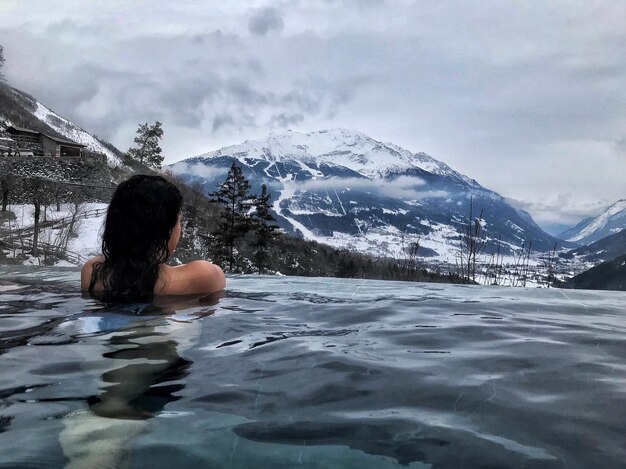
[194,128,480,186]
[559,200,626,245]
[1,203,107,266]
[33,102,122,166]
[0,84,123,167]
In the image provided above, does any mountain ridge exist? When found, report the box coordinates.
[558,199,626,245]
[171,128,560,259]
[191,128,483,188]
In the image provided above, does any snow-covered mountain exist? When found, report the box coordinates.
[558,200,626,245]
[0,84,122,166]
[170,129,559,259]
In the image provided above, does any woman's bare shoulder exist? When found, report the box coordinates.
[185,261,226,292]
[160,261,225,295]
[81,256,104,290]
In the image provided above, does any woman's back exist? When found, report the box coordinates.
[82,175,225,301]
[81,257,224,296]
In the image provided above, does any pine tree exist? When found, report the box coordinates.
[251,184,279,273]
[126,121,164,169]
[209,161,255,271]
[335,253,358,278]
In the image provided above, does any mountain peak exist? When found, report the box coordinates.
[194,128,479,186]
[559,198,626,245]
[608,199,626,209]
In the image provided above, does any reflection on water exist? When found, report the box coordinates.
[0,268,223,468]
[57,294,222,468]
[79,295,220,421]
[1,266,626,468]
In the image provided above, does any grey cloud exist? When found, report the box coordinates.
[506,195,607,226]
[296,176,447,201]
[281,89,323,114]
[329,0,385,7]
[269,112,304,128]
[171,162,227,180]
[248,8,284,36]
[2,1,625,226]
[212,114,235,132]
[226,80,271,106]
[615,136,626,157]
[2,25,363,138]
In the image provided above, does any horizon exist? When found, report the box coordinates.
[1,1,624,230]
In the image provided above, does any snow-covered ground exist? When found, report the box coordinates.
[1,203,106,266]
[296,223,460,261]
[68,205,107,259]
[1,201,589,287]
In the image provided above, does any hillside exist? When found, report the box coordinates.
[0,83,123,166]
[558,200,626,245]
[565,253,626,291]
[560,228,626,264]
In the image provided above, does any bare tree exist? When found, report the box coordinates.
[508,240,533,287]
[544,241,558,288]
[52,183,64,212]
[1,172,15,212]
[44,202,84,263]
[484,234,504,285]
[457,197,488,283]
[400,230,421,274]
[26,178,49,257]
[188,181,206,217]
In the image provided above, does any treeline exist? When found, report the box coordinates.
[165,163,465,284]
[261,235,464,282]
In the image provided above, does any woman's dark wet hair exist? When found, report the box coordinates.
[90,174,183,302]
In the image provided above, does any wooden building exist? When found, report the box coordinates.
[41,134,85,157]
[5,126,86,157]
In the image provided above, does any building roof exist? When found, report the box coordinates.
[42,133,86,147]
[7,126,40,135]
[6,126,85,147]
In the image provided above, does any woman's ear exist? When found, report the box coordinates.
[167,215,182,255]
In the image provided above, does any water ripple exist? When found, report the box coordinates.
[1,266,626,467]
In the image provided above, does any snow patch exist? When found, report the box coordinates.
[34,102,122,167]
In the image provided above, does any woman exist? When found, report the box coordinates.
[81,174,225,301]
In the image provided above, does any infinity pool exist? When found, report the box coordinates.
[1,266,625,468]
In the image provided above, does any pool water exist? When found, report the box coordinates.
[1,266,625,468]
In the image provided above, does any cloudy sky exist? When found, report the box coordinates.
[1,0,624,232]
